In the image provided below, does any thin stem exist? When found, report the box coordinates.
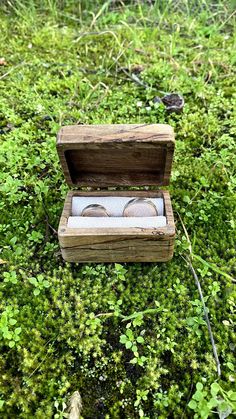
[177,212,221,377]
[185,255,221,377]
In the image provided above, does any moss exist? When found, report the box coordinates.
[0,1,235,418]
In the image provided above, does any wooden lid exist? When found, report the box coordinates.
[57,124,175,187]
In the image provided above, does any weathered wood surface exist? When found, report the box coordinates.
[57,124,175,187]
[57,124,174,144]
[58,190,175,262]
[61,238,174,263]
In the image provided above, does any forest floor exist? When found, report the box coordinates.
[0,1,235,418]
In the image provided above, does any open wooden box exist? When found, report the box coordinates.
[57,124,175,262]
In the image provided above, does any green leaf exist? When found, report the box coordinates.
[211,382,220,396]
[193,390,204,401]
[126,329,134,341]
[218,400,231,412]
[15,327,22,335]
[9,340,15,348]
[0,400,4,409]
[139,408,144,417]
[200,406,210,419]
[228,392,236,401]
[192,254,235,282]
[196,382,204,391]
[33,288,40,296]
[207,398,219,409]
[226,362,234,371]
[132,345,138,353]
[9,318,17,325]
[1,326,8,334]
[125,341,132,349]
[188,400,197,410]
[4,331,12,340]
[43,280,50,288]
[29,277,37,285]
[137,336,144,344]
[119,335,127,344]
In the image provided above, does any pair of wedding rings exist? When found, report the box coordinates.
[81,198,158,217]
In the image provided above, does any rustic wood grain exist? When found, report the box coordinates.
[60,239,174,263]
[58,190,175,262]
[57,124,175,187]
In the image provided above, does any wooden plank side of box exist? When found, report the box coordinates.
[58,189,175,262]
[60,235,175,263]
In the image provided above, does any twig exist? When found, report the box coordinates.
[44,218,49,243]
[177,212,221,377]
[41,199,57,236]
[121,67,149,88]
[0,62,25,80]
[118,65,167,95]
[181,379,193,419]
[219,8,236,29]
[28,341,55,378]
[184,255,221,377]
[177,211,192,254]
[95,312,116,318]
[95,307,164,320]
[48,222,57,236]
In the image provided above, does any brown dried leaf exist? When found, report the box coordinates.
[68,391,82,419]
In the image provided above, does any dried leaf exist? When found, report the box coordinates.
[68,391,82,419]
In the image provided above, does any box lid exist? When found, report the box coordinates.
[56,124,175,187]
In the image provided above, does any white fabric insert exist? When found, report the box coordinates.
[72,196,164,217]
[67,216,167,229]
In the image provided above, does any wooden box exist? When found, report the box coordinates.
[57,124,175,263]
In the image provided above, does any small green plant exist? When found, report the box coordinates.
[54,400,68,418]
[3,270,17,284]
[186,299,207,337]
[29,274,50,295]
[188,382,236,418]
[113,263,127,281]
[120,327,146,366]
[85,313,101,333]
[0,307,21,348]
[134,389,149,418]
[108,299,123,317]
[154,390,169,408]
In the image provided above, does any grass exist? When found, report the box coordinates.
[0,1,236,418]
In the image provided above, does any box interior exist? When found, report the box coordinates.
[64,146,167,186]
[67,194,167,229]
